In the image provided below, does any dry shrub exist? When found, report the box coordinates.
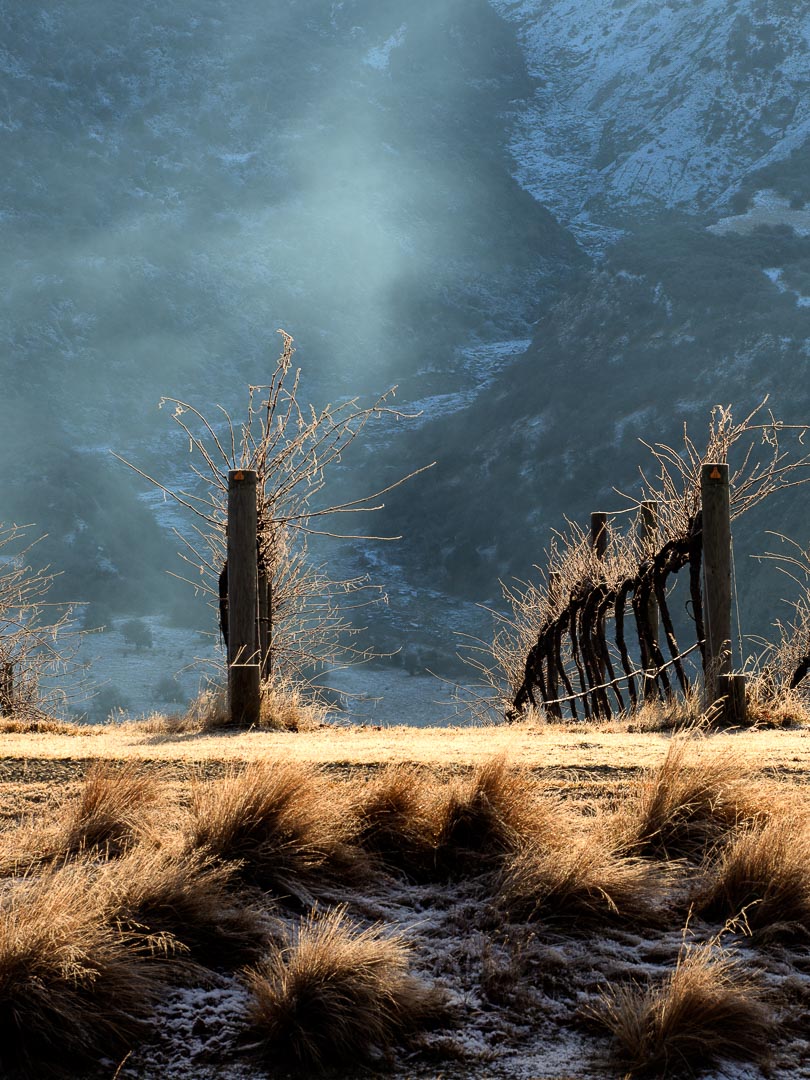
[0,763,162,875]
[611,739,768,861]
[0,716,88,736]
[100,846,272,967]
[0,862,173,1076]
[243,906,449,1073]
[497,834,663,927]
[694,814,810,942]
[590,938,772,1075]
[184,759,365,901]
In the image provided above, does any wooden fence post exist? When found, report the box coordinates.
[227,469,261,726]
[0,662,13,715]
[700,462,740,720]
[638,500,659,698]
[590,512,608,560]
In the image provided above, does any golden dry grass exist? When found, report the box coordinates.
[590,938,773,1075]
[0,861,175,1077]
[694,813,810,942]
[609,738,774,861]
[183,759,366,901]
[0,729,806,1077]
[496,837,666,927]
[243,906,450,1073]
[0,763,163,876]
[99,846,272,967]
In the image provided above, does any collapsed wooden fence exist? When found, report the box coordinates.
[509,462,758,725]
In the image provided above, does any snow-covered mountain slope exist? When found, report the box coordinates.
[490,0,810,238]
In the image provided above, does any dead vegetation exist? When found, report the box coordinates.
[0,862,175,1077]
[183,760,365,901]
[609,738,770,860]
[243,906,450,1073]
[0,736,806,1078]
[590,937,773,1076]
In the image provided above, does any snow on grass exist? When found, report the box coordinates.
[364,25,407,72]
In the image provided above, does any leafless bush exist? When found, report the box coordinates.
[0,523,85,724]
[118,330,430,699]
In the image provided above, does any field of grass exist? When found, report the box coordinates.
[0,717,808,1079]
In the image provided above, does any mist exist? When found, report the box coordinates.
[2,0,809,719]
[1,0,573,715]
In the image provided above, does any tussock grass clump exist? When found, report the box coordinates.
[258,678,325,732]
[497,835,663,927]
[590,938,772,1075]
[141,680,325,735]
[58,762,163,856]
[694,815,810,941]
[184,760,365,901]
[0,862,172,1076]
[0,716,88,736]
[432,757,562,878]
[745,681,810,729]
[243,906,449,1073]
[355,758,564,881]
[625,690,707,734]
[0,763,162,875]
[354,764,437,873]
[101,846,272,967]
[611,739,767,861]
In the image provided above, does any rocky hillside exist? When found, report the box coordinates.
[1,0,809,708]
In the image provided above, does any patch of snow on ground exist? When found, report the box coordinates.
[408,339,531,426]
[487,0,810,243]
[710,191,810,238]
[364,24,407,71]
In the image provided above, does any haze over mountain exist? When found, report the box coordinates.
[2,0,809,716]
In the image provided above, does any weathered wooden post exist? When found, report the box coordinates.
[0,662,13,715]
[700,462,745,722]
[638,500,659,699]
[227,469,261,726]
[590,512,608,560]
